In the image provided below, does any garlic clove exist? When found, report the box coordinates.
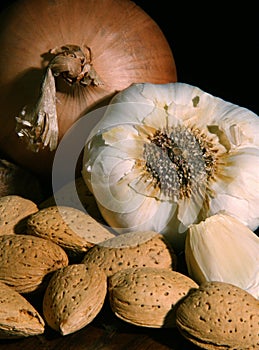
[185,212,259,299]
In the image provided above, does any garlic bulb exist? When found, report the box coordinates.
[82,82,259,250]
[185,212,259,299]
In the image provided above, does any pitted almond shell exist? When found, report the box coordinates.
[43,264,107,335]
[175,281,259,350]
[108,266,198,328]
[81,231,177,277]
[0,234,69,293]
[27,205,115,254]
[0,281,45,338]
[0,195,38,235]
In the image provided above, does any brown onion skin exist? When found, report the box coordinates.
[0,0,177,179]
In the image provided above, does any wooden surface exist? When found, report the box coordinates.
[0,299,198,350]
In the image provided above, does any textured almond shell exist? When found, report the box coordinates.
[175,281,259,350]
[0,281,45,338]
[0,234,69,293]
[27,205,115,254]
[0,195,38,235]
[43,264,107,335]
[108,267,198,328]
[81,231,177,277]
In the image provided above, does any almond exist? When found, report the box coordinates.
[0,281,45,338]
[0,234,69,293]
[175,281,259,350]
[0,195,38,235]
[108,267,198,328]
[81,231,177,277]
[27,205,115,256]
[43,264,107,335]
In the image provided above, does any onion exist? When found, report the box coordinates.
[0,0,176,178]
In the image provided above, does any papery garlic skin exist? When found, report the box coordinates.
[185,212,259,299]
[82,82,259,250]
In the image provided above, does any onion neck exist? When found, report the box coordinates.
[15,45,103,152]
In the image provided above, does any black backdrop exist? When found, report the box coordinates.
[0,0,258,115]
[135,1,258,115]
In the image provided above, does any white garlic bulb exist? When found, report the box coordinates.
[82,82,259,250]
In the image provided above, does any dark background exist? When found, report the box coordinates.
[0,0,258,115]
[135,1,258,115]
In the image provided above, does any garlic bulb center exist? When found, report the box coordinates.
[139,124,218,201]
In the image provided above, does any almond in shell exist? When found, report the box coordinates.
[0,234,69,293]
[0,281,45,338]
[81,231,177,277]
[43,264,107,335]
[0,195,38,235]
[108,266,198,328]
[175,281,259,350]
[27,205,115,256]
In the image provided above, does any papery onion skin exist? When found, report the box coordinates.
[0,0,176,178]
